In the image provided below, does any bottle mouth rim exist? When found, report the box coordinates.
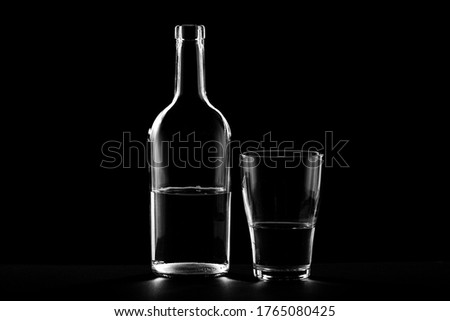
[175,24,205,40]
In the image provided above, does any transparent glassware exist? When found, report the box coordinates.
[241,150,323,281]
[148,25,231,277]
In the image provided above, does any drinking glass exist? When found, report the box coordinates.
[240,150,323,280]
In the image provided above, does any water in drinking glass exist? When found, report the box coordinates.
[249,221,315,279]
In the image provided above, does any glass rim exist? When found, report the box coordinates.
[240,150,323,159]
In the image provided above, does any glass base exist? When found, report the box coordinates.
[152,262,228,278]
[253,264,311,281]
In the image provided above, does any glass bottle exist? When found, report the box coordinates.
[148,25,231,277]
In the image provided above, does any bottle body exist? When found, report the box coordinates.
[149,25,231,277]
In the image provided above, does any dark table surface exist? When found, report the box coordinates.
[1,262,449,300]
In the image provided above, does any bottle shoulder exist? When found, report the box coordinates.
[149,98,231,141]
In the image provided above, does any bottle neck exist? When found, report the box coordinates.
[174,39,207,100]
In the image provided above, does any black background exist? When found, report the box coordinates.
[2,5,447,267]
